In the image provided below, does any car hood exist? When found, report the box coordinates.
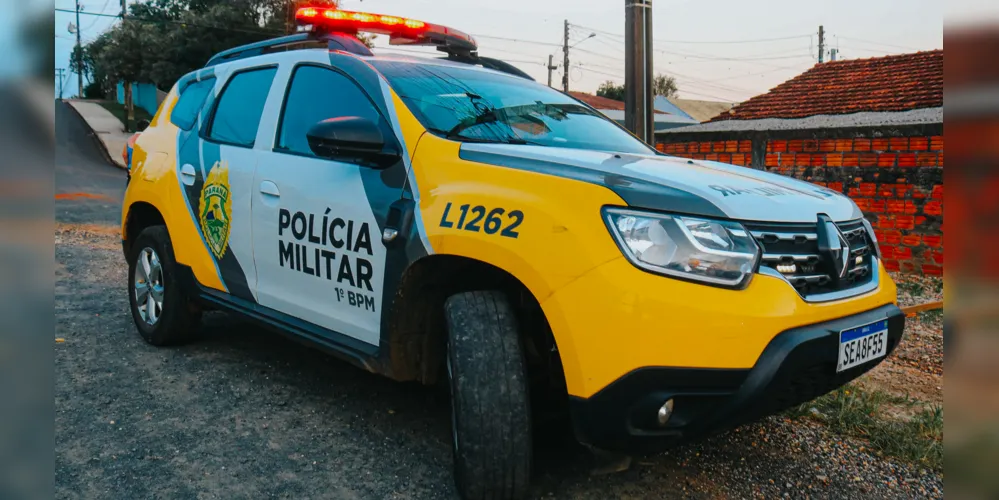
[458,144,862,223]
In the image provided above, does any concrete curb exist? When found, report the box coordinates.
[62,100,128,170]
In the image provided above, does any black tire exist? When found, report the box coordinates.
[127,225,201,346]
[445,291,532,500]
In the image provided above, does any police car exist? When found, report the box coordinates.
[121,7,904,499]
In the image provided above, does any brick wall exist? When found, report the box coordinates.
[656,132,944,275]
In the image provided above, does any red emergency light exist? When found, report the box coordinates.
[295,6,477,55]
[296,7,427,32]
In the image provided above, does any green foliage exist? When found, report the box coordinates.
[653,73,677,98]
[788,384,943,470]
[98,101,155,125]
[82,82,108,100]
[596,80,625,101]
[82,0,342,91]
[898,280,924,297]
[596,73,677,101]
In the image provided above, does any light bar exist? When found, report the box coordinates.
[296,7,427,33]
[295,6,477,54]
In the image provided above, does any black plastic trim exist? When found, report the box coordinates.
[173,264,380,370]
[569,303,905,452]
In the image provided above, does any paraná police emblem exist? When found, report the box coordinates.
[199,161,232,259]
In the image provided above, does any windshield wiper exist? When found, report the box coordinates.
[425,127,542,146]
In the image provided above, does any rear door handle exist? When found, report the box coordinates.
[180,164,196,186]
[259,181,280,198]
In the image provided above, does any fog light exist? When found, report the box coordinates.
[657,399,675,426]
[776,263,797,274]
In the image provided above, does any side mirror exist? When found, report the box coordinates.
[136,119,150,132]
[306,116,400,168]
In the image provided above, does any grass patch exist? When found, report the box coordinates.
[787,385,943,470]
[897,280,925,297]
[96,100,154,132]
[919,309,944,322]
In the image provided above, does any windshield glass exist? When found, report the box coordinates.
[369,60,655,155]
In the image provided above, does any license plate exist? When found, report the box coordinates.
[837,320,889,372]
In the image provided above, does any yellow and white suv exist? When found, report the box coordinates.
[120,7,904,499]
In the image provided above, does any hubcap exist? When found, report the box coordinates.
[134,247,165,325]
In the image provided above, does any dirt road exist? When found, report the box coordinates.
[54,100,942,499]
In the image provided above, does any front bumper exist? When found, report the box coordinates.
[568,303,905,452]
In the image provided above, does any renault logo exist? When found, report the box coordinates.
[816,214,851,280]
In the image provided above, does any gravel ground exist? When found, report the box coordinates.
[886,272,945,377]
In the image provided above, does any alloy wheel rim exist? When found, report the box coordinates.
[134,247,165,325]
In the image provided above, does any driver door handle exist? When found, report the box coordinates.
[259,181,280,198]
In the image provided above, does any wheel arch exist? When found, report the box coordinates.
[123,201,167,257]
[382,253,568,399]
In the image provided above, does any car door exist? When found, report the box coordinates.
[182,66,278,302]
[251,63,400,347]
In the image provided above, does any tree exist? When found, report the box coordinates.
[72,32,114,98]
[653,73,677,98]
[596,80,625,101]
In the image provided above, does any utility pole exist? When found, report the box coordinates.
[122,0,134,132]
[56,68,66,99]
[547,55,558,88]
[75,0,83,99]
[818,25,825,63]
[561,20,570,92]
[625,0,654,143]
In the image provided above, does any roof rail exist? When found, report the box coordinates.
[442,54,534,81]
[204,32,373,68]
[204,31,533,82]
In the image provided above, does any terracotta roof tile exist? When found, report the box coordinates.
[709,50,943,122]
[569,91,670,115]
[569,91,625,111]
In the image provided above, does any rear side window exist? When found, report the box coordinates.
[207,67,277,147]
[277,65,381,156]
[170,78,215,131]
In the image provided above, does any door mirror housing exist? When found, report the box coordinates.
[136,119,150,132]
[306,116,400,168]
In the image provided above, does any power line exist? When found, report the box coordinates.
[653,48,814,62]
[575,65,738,102]
[470,34,562,48]
[570,23,811,45]
[80,0,113,31]
[836,36,927,52]
[836,45,911,56]
[572,46,627,62]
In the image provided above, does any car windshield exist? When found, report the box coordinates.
[369,60,655,155]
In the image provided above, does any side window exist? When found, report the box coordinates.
[207,67,277,147]
[277,65,381,156]
[170,78,215,131]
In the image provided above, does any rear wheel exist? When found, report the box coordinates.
[445,291,532,500]
[127,225,201,345]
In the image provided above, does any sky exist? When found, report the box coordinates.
[53,0,956,102]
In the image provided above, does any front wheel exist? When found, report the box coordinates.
[445,291,532,500]
[127,225,201,346]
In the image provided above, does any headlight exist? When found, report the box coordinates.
[604,208,760,288]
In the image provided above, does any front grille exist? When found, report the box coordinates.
[745,219,876,300]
